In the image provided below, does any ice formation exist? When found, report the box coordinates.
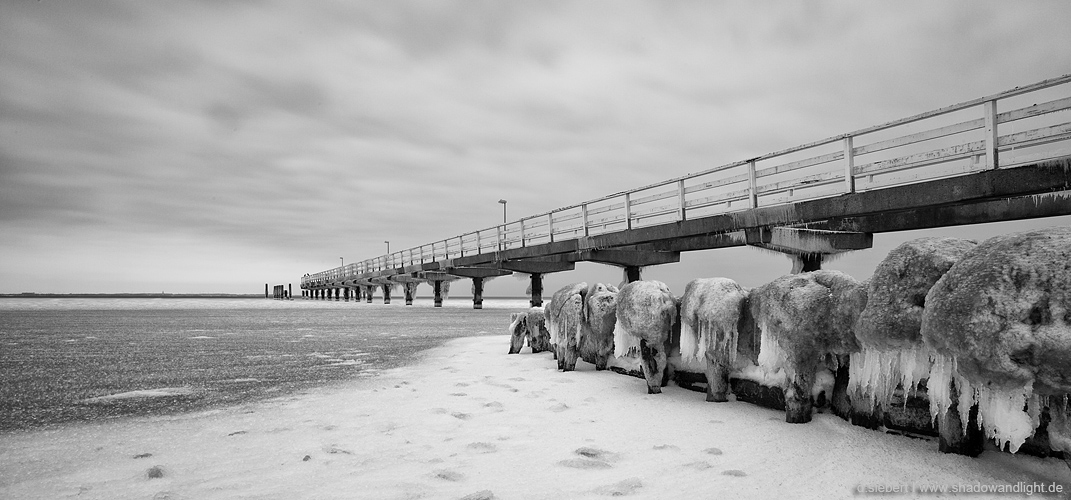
[580,283,619,370]
[613,280,677,393]
[848,237,978,421]
[921,226,1071,454]
[546,283,588,371]
[678,278,747,366]
[750,270,864,422]
[678,277,750,401]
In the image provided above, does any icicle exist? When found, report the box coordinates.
[897,345,931,401]
[756,322,788,376]
[678,317,700,364]
[613,317,641,358]
[974,381,1035,453]
[927,353,956,425]
[758,327,792,385]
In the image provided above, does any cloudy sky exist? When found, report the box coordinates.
[2,1,1070,296]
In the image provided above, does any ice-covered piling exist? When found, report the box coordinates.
[614,280,677,394]
[580,283,619,370]
[546,283,588,371]
[679,278,751,402]
[750,270,865,423]
[850,237,977,429]
[922,226,1071,455]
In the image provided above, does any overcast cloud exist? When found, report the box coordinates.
[2,0,1070,295]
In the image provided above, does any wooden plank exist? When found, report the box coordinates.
[685,189,751,210]
[854,140,985,176]
[630,187,679,206]
[997,122,1071,149]
[683,171,750,194]
[756,170,842,196]
[853,118,984,156]
[755,150,843,179]
[998,96,1071,124]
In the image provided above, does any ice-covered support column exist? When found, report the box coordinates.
[343,287,350,301]
[403,282,417,306]
[624,266,642,283]
[365,285,374,303]
[614,280,678,394]
[353,286,362,302]
[750,270,865,423]
[472,277,484,310]
[529,273,543,307]
[433,280,444,307]
[382,284,392,304]
[790,253,822,273]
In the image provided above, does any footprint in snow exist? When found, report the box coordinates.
[684,461,714,470]
[704,447,724,455]
[592,478,642,496]
[574,447,620,462]
[508,377,526,382]
[451,412,473,420]
[467,442,497,453]
[652,444,679,451]
[722,469,747,477]
[558,459,612,469]
[548,403,570,412]
[450,392,467,397]
[433,469,465,482]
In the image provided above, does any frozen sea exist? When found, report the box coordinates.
[0,296,529,432]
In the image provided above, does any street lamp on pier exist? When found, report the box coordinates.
[498,199,507,224]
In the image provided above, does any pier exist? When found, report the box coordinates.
[302,75,1071,307]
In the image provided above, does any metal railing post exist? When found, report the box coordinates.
[520,218,526,246]
[624,193,632,230]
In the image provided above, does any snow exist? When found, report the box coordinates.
[3,335,1067,500]
[83,388,196,403]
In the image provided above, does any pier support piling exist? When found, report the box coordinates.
[433,280,443,307]
[472,277,484,310]
[530,273,543,307]
[365,285,374,303]
[403,282,416,306]
[382,284,392,304]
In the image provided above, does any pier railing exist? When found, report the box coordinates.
[304,74,1071,288]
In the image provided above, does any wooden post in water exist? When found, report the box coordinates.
[433,280,444,307]
[265,283,269,298]
[472,277,484,310]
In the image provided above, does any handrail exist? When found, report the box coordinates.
[302,74,1071,287]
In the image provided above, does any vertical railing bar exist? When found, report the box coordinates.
[984,99,999,169]
[843,136,855,193]
[747,160,758,208]
[624,193,632,230]
[582,204,590,237]
[677,179,686,221]
[548,213,555,243]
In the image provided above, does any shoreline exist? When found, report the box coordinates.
[2,335,1069,499]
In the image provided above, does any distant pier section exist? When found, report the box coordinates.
[303,74,1071,308]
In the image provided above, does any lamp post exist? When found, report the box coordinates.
[340,257,344,268]
[498,199,507,223]
[385,241,390,254]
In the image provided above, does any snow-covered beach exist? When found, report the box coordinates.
[3,334,1068,500]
